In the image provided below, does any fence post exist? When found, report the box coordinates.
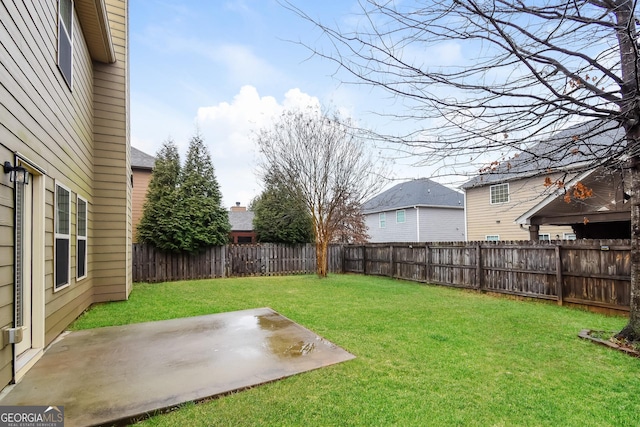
[389,245,394,278]
[362,245,367,275]
[425,244,431,282]
[555,244,563,306]
[476,243,483,291]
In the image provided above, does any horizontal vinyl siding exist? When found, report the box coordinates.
[0,0,130,385]
[420,207,466,242]
[465,174,574,241]
[366,209,418,243]
[132,169,151,242]
[366,207,465,243]
[0,0,97,385]
[0,146,14,387]
[93,0,130,302]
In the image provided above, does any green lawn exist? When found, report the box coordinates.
[72,275,640,426]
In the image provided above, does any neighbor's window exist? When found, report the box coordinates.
[563,233,577,240]
[379,212,386,228]
[396,209,406,223]
[486,235,500,241]
[538,233,551,241]
[55,183,71,290]
[77,196,87,280]
[58,0,73,88]
[490,183,509,204]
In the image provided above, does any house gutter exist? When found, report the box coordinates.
[463,190,468,242]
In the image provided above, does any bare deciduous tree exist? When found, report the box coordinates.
[285,1,640,338]
[255,107,383,277]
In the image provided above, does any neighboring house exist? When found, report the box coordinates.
[229,203,256,244]
[516,167,630,239]
[0,0,129,388]
[462,120,624,241]
[131,147,155,242]
[362,178,465,243]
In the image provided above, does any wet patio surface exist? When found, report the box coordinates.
[0,308,355,427]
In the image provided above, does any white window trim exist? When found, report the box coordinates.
[396,209,406,224]
[76,195,87,281]
[55,182,71,292]
[379,212,386,228]
[563,233,577,240]
[490,183,510,204]
[538,233,551,241]
[486,235,500,241]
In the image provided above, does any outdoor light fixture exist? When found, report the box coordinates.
[3,161,30,184]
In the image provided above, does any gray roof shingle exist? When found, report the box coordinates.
[229,211,255,231]
[363,178,464,214]
[462,120,624,189]
[131,147,156,170]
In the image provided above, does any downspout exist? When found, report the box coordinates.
[463,191,469,242]
[415,206,420,242]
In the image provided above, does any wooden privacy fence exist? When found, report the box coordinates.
[343,239,631,313]
[132,243,344,282]
[133,240,632,313]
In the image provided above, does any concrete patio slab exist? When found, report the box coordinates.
[0,307,355,427]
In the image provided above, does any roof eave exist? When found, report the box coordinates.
[75,0,116,64]
[364,204,464,214]
[463,161,594,190]
[515,169,595,225]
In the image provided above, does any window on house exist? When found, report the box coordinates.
[486,235,500,241]
[490,183,509,204]
[58,0,73,88]
[379,213,386,228]
[55,183,71,290]
[538,233,551,241]
[396,210,406,223]
[77,196,87,280]
[564,233,577,240]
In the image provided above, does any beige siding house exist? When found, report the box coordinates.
[464,174,574,241]
[131,147,155,242]
[0,0,130,387]
[462,120,623,241]
[515,167,631,239]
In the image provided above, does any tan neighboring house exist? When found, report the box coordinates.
[516,167,631,239]
[462,120,624,241]
[0,0,130,388]
[132,147,155,242]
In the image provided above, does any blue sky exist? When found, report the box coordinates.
[130,0,418,207]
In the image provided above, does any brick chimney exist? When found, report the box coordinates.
[230,202,246,212]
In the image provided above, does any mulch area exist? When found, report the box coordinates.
[579,329,640,358]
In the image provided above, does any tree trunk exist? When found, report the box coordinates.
[316,237,329,278]
[618,155,640,340]
[613,0,640,342]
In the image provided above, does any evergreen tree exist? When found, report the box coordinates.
[251,176,314,244]
[177,132,230,252]
[137,139,182,251]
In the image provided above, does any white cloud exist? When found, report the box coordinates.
[196,85,321,208]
